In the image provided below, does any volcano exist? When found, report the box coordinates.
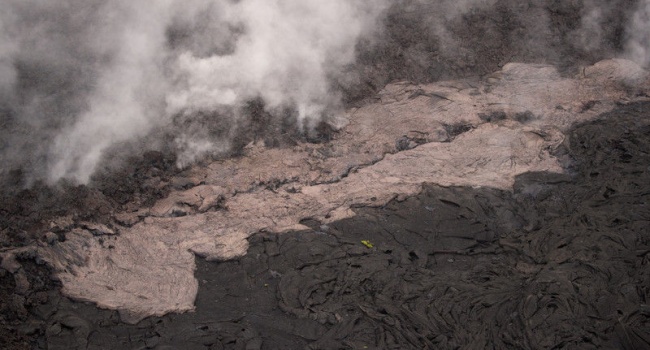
[2,1,650,349]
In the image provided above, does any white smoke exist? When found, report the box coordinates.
[166,0,387,167]
[3,0,650,186]
[576,2,612,54]
[626,0,650,67]
[0,13,17,103]
[48,1,175,183]
[0,0,388,184]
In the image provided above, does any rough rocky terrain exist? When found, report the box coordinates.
[2,1,650,349]
[3,100,649,349]
[5,58,642,324]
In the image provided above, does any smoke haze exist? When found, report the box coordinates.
[626,0,650,67]
[0,0,387,184]
[0,0,648,186]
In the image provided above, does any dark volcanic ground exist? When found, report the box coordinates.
[2,1,650,349]
[2,103,649,349]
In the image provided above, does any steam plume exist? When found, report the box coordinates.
[626,0,650,67]
[0,0,387,184]
[1,0,648,187]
